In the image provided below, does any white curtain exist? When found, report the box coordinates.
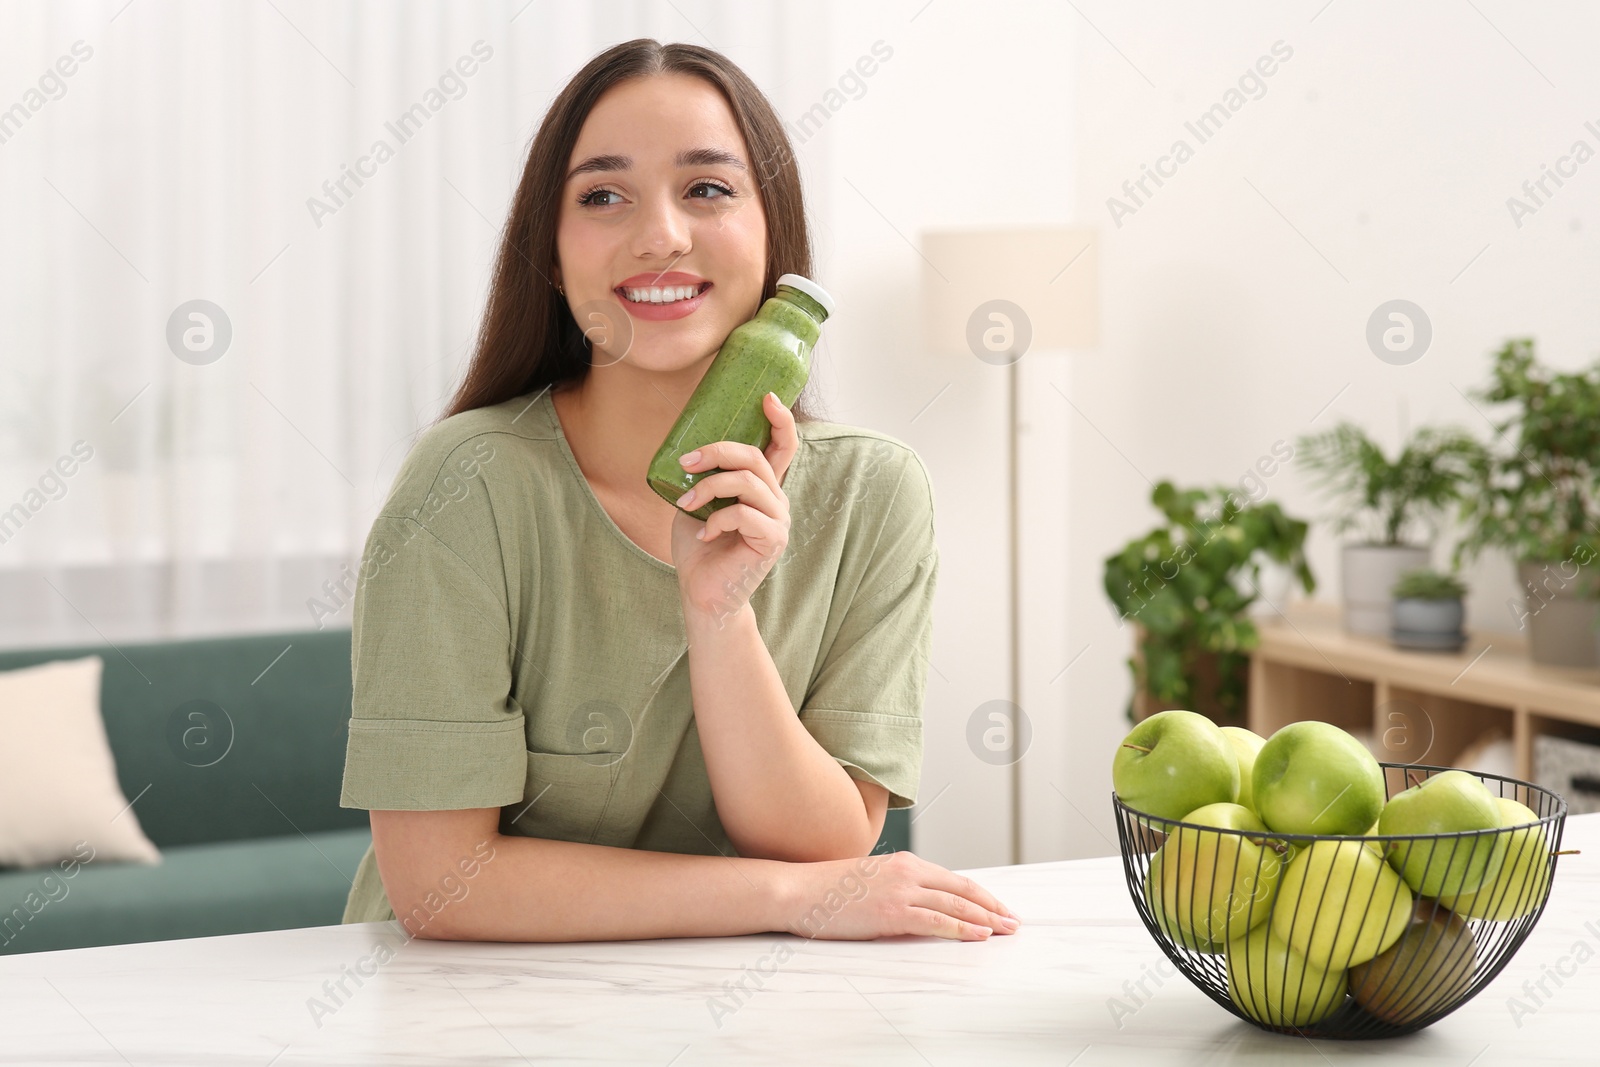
[0,0,832,648]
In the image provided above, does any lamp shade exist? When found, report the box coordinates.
[919,227,1098,358]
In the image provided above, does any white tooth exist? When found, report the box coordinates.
[622,284,701,303]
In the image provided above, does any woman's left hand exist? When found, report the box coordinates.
[670,392,795,622]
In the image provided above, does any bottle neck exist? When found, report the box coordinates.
[775,287,829,326]
[761,289,827,346]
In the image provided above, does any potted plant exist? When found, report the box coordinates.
[1104,480,1315,727]
[1295,421,1478,638]
[1454,338,1600,667]
[1389,567,1467,652]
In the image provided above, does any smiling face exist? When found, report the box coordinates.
[554,73,768,374]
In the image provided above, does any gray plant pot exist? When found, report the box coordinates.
[1393,597,1464,635]
[1391,596,1466,652]
[1342,543,1430,637]
[1517,559,1600,668]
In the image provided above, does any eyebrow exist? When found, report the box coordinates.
[565,147,747,183]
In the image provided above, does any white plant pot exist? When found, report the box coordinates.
[1341,543,1430,637]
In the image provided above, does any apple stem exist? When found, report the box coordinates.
[1249,837,1289,855]
[1406,770,1423,789]
[1553,849,1582,856]
[1121,743,1153,754]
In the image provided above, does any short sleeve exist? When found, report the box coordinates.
[799,447,938,810]
[339,441,528,812]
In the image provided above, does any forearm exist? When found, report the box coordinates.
[683,599,873,862]
[432,832,798,943]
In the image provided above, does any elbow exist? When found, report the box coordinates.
[368,809,504,943]
[393,897,472,941]
[389,871,487,941]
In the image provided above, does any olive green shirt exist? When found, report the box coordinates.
[338,386,938,923]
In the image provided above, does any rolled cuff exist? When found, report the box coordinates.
[340,716,528,811]
[800,708,922,810]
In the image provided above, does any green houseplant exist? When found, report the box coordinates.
[1453,338,1600,666]
[1104,481,1315,726]
[1295,421,1478,638]
[1391,568,1467,601]
[1390,567,1467,652]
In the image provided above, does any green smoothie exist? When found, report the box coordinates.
[646,273,835,520]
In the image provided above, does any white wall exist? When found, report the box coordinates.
[799,0,1079,870]
[1061,0,1600,859]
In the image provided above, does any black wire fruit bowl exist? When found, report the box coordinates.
[1113,762,1571,1039]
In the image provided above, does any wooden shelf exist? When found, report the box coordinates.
[1248,602,1600,780]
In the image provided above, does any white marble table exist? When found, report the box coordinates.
[2,813,1595,1066]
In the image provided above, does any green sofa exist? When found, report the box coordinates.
[0,627,911,955]
[0,629,372,955]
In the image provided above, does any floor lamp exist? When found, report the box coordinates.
[919,227,1099,865]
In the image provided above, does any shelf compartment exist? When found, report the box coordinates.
[1248,657,1373,737]
[1374,684,1513,772]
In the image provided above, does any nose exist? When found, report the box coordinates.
[629,187,692,263]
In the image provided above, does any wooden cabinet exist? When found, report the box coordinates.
[1248,603,1600,780]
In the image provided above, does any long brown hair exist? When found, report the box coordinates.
[439,39,824,425]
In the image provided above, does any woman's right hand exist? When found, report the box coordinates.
[777,850,1020,941]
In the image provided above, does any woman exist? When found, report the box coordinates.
[337,39,1018,944]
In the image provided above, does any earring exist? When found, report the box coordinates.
[556,283,565,296]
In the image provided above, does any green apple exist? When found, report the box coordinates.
[1349,899,1477,1024]
[1379,770,1508,898]
[1226,923,1348,1028]
[1438,798,1552,920]
[1253,721,1385,836]
[1221,727,1267,812]
[1273,839,1413,971]
[1145,850,1223,953]
[1149,802,1286,947]
[1113,710,1239,821]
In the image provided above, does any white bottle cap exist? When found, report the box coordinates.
[776,273,836,318]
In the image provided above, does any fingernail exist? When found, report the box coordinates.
[680,450,701,467]
[678,490,696,508]
[977,926,993,937]
[999,916,1019,930]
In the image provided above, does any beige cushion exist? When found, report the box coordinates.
[0,655,161,868]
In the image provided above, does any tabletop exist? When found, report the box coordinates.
[2,813,1595,1066]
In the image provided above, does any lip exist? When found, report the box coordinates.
[614,275,712,322]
